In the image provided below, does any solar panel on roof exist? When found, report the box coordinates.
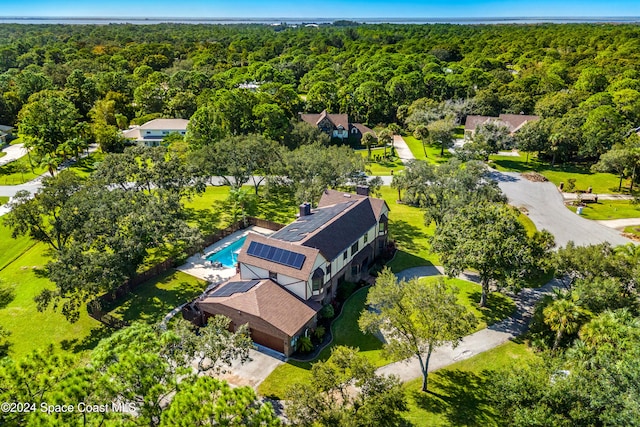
[210,280,260,297]
[246,241,306,269]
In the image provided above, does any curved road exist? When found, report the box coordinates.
[491,170,632,247]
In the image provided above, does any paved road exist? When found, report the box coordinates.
[0,143,27,167]
[491,170,632,247]
[377,267,562,382]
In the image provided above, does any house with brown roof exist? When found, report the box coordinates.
[185,186,389,357]
[464,114,539,139]
[300,110,375,141]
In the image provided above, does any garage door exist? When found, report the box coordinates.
[250,328,284,353]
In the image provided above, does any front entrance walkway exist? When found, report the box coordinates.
[393,135,414,165]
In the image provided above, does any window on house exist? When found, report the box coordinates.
[363,233,368,244]
[326,263,331,275]
[351,241,359,256]
[343,251,348,261]
[312,277,322,293]
[352,127,357,134]
[379,222,387,233]
[146,131,151,134]
[269,271,277,281]
[351,265,359,276]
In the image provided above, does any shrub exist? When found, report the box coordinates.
[314,325,326,340]
[565,178,576,192]
[297,336,313,353]
[336,281,358,303]
[319,304,335,319]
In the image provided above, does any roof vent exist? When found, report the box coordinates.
[343,194,351,198]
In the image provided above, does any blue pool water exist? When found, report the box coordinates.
[206,236,247,268]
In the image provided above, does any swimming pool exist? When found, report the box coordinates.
[205,236,247,268]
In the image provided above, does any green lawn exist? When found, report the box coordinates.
[427,277,515,330]
[567,200,640,220]
[623,225,640,238]
[0,241,103,359]
[0,196,9,206]
[0,154,46,185]
[403,135,452,164]
[357,148,405,176]
[66,152,104,178]
[104,270,206,324]
[258,286,390,399]
[0,150,6,159]
[378,186,440,271]
[0,223,35,271]
[402,341,539,426]
[489,153,624,194]
[259,276,514,400]
[518,211,537,236]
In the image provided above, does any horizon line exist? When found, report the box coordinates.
[1,16,640,21]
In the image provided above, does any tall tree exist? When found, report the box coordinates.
[359,269,477,392]
[427,116,456,156]
[432,202,554,307]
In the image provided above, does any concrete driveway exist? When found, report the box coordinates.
[0,143,27,167]
[491,170,632,247]
[216,349,283,389]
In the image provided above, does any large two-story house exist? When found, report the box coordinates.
[122,118,188,147]
[300,110,375,141]
[185,187,389,356]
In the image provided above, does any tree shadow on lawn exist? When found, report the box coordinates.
[106,272,205,324]
[467,291,516,326]
[411,369,497,427]
[183,206,227,235]
[0,285,16,309]
[390,219,429,251]
[61,324,114,354]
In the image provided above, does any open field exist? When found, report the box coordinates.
[357,147,405,175]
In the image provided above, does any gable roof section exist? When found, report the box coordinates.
[351,123,375,135]
[300,110,349,130]
[237,232,321,281]
[464,115,493,131]
[498,114,539,132]
[199,279,320,336]
[301,198,377,261]
[318,189,388,220]
[271,201,354,242]
[138,118,189,130]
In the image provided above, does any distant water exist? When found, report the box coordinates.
[1,16,640,25]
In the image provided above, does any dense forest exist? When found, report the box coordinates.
[2,22,640,164]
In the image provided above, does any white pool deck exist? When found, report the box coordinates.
[177,226,274,285]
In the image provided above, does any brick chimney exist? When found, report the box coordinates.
[299,202,311,217]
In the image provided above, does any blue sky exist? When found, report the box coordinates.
[0,0,638,18]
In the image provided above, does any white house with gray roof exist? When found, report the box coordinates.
[122,118,188,147]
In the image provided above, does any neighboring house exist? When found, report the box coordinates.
[122,118,188,147]
[464,114,539,139]
[300,110,375,141]
[0,125,13,146]
[185,186,390,356]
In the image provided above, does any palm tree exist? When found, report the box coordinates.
[543,297,591,350]
[362,133,377,160]
[413,125,429,158]
[377,129,393,158]
[38,153,60,177]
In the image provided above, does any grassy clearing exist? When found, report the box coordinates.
[0,223,35,271]
[0,151,5,159]
[66,152,104,178]
[0,196,8,206]
[357,148,405,176]
[258,286,389,399]
[378,186,439,271]
[402,341,539,426]
[567,200,640,220]
[489,153,624,194]
[0,241,102,359]
[403,135,452,164]
[623,225,640,237]
[104,270,206,324]
[426,277,515,330]
[0,154,46,185]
